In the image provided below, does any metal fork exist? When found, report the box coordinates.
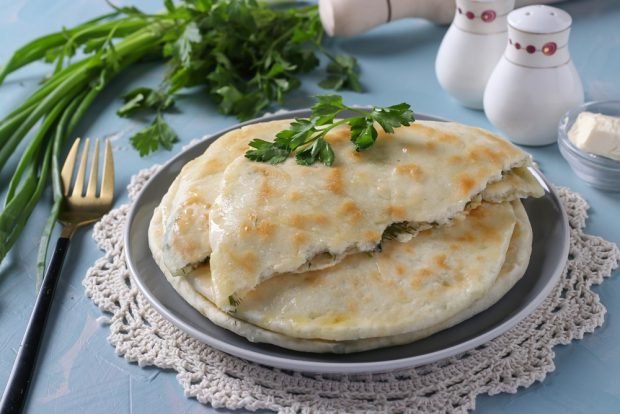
[0,138,114,414]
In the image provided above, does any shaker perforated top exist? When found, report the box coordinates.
[508,4,571,34]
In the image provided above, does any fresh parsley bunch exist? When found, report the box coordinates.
[116,0,362,156]
[246,95,415,166]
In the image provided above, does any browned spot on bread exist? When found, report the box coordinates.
[241,212,258,232]
[424,140,438,151]
[339,200,364,223]
[458,174,477,195]
[311,214,329,225]
[230,250,258,273]
[448,154,465,164]
[435,130,459,144]
[346,150,363,162]
[385,205,407,220]
[182,191,205,205]
[465,146,505,169]
[234,140,250,153]
[288,214,304,228]
[256,220,275,238]
[288,213,329,228]
[363,230,381,242]
[169,235,200,259]
[409,123,436,136]
[468,205,488,219]
[175,207,207,234]
[293,231,307,247]
[370,270,383,284]
[467,206,504,243]
[176,213,202,236]
[433,254,449,270]
[394,163,424,180]
[199,158,223,174]
[448,243,460,251]
[326,167,344,194]
[288,191,303,201]
[479,222,502,243]
[466,148,483,163]
[258,180,276,200]
[479,146,503,165]
[456,233,476,243]
[418,267,433,278]
[410,267,433,289]
[395,264,406,276]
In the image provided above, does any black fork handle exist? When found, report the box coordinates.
[0,237,71,414]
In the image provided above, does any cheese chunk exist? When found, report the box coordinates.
[568,112,620,161]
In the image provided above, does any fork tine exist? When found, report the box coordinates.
[61,139,80,196]
[86,139,100,198]
[100,139,114,200]
[71,138,90,197]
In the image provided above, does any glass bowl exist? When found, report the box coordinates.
[558,101,620,191]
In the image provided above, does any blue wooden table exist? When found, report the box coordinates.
[1,0,619,412]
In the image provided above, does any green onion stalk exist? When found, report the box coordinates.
[0,14,174,284]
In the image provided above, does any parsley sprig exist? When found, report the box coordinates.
[117,87,179,156]
[245,95,415,166]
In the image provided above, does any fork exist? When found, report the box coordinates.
[0,138,114,414]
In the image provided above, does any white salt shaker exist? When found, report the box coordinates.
[484,5,584,146]
[435,0,515,109]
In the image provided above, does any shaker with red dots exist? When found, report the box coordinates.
[435,0,516,109]
[484,5,584,145]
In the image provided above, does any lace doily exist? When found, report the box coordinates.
[83,167,620,413]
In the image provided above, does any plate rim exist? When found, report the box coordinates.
[124,109,569,374]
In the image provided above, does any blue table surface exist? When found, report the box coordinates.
[1,0,619,413]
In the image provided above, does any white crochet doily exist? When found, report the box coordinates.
[84,167,620,413]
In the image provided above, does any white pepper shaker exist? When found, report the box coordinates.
[435,0,515,109]
[484,5,584,146]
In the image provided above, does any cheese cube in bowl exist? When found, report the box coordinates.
[558,101,620,191]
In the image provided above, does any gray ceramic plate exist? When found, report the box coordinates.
[125,110,569,374]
